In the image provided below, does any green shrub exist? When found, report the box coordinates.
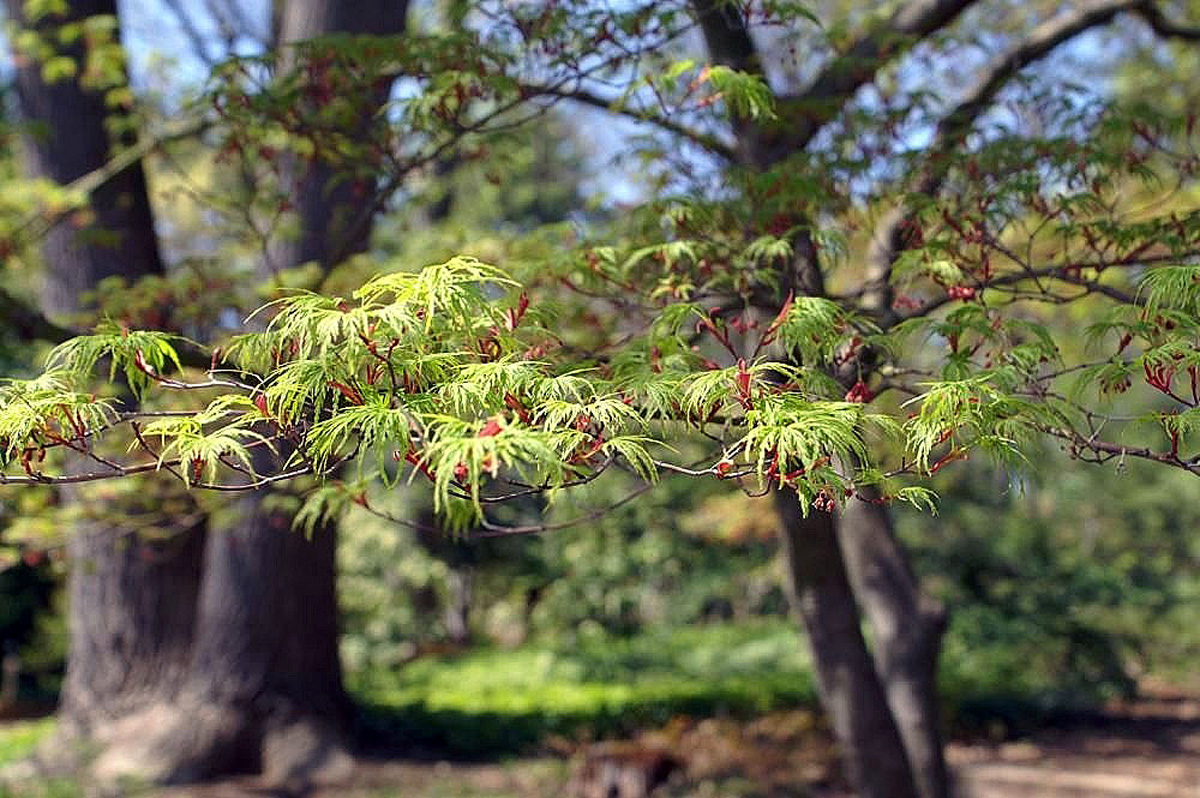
[352,620,816,756]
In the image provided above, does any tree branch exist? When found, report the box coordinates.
[690,0,977,163]
[10,116,209,251]
[865,0,1152,326]
[160,0,219,67]
[1043,425,1200,477]
[783,0,980,153]
[690,0,781,166]
[517,82,736,161]
[1135,1,1200,40]
[691,0,759,74]
[935,0,1143,154]
[901,250,1193,320]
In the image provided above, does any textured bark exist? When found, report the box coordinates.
[774,493,918,798]
[3,0,406,785]
[690,6,934,797]
[2,0,206,737]
[5,0,166,320]
[58,506,205,730]
[840,499,949,798]
[94,0,413,784]
[839,13,1155,796]
[132,490,351,784]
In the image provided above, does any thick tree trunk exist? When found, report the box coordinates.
[773,492,918,798]
[5,0,406,785]
[58,502,204,731]
[688,7,952,792]
[854,206,950,798]
[92,0,413,785]
[95,490,351,785]
[2,0,206,744]
[840,499,950,798]
[5,0,166,318]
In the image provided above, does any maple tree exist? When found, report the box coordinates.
[2,1,1199,796]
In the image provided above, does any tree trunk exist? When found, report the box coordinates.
[90,0,412,785]
[773,492,918,798]
[58,501,204,731]
[687,7,952,792]
[101,490,351,785]
[4,0,167,318]
[2,0,410,785]
[2,0,207,745]
[840,499,950,798]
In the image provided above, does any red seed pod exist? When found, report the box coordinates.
[735,359,752,408]
[133,349,156,377]
[844,380,874,404]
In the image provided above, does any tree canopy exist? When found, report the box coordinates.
[2,2,1198,532]
[0,3,1198,796]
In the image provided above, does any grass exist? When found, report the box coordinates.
[0,718,81,798]
[352,619,818,755]
[0,622,814,768]
[0,718,54,769]
[349,615,1112,755]
[1,617,1147,770]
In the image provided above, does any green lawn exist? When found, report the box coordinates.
[0,718,54,769]
[352,620,818,755]
[0,617,1126,768]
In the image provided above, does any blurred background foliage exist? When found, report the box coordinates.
[326,442,1200,755]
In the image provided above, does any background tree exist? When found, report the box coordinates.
[0,0,408,784]
[1,0,208,749]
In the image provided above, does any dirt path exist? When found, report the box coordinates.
[950,691,1200,798]
[6,693,1199,797]
[153,694,1200,798]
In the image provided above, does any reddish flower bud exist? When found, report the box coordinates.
[844,380,874,404]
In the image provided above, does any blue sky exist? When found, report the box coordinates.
[0,1,1161,207]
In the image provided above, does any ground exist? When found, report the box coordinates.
[949,687,1200,798]
[2,689,1198,797]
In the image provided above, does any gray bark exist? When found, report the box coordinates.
[839,11,1161,795]
[58,507,205,731]
[6,0,407,785]
[840,499,949,798]
[5,0,166,319]
[690,4,951,796]
[2,0,207,738]
[109,0,412,784]
[774,493,918,798]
